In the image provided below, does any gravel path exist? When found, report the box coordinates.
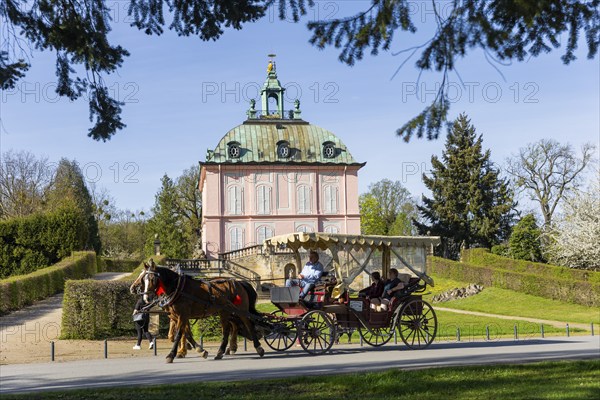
[0,272,130,364]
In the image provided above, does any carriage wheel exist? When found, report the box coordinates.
[395,299,437,350]
[298,310,336,355]
[263,311,298,352]
[357,324,394,347]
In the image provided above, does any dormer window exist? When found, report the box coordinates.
[323,141,336,159]
[228,142,241,159]
[277,141,290,158]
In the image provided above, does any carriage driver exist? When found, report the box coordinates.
[285,250,324,299]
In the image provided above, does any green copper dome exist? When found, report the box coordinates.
[205,121,363,165]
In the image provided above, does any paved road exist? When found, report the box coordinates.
[1,336,598,394]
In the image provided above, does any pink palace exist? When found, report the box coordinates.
[199,62,365,259]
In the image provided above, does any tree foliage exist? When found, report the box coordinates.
[2,0,597,140]
[0,150,53,219]
[509,214,543,262]
[505,139,595,229]
[548,174,600,270]
[359,179,416,236]
[415,113,515,259]
[45,159,101,253]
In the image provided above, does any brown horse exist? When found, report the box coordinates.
[134,260,265,362]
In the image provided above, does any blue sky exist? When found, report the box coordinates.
[1,1,598,213]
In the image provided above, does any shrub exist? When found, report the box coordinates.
[61,279,136,339]
[63,256,167,339]
[509,214,543,262]
[429,254,600,307]
[491,243,510,257]
[462,248,600,284]
[0,205,87,279]
[0,251,96,315]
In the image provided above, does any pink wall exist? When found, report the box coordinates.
[200,164,362,259]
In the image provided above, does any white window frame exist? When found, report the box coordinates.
[229,226,244,251]
[228,185,243,215]
[256,185,271,215]
[324,225,339,234]
[256,225,274,244]
[297,185,311,214]
[323,185,338,214]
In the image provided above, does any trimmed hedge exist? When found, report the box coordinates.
[462,249,600,285]
[61,279,137,339]
[0,251,96,315]
[0,205,88,279]
[62,256,168,339]
[429,256,600,307]
[97,258,142,273]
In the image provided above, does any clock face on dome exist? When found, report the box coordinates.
[323,143,336,158]
[278,143,290,158]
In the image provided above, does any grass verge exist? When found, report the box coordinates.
[3,360,598,399]
[426,276,600,325]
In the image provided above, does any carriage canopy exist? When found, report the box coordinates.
[264,233,441,297]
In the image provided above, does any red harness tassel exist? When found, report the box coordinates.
[233,294,242,305]
[155,280,166,297]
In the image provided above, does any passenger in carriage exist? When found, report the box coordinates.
[370,268,405,311]
[285,250,324,299]
[358,271,384,301]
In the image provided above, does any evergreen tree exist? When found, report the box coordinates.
[415,114,515,259]
[45,159,101,253]
[509,214,543,262]
[145,174,188,258]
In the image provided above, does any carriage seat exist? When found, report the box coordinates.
[305,271,337,304]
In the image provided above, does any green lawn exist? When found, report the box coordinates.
[257,301,583,341]
[426,275,600,325]
[4,360,598,400]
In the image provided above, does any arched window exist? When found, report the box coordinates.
[256,185,271,215]
[297,185,311,214]
[324,225,339,234]
[296,224,313,233]
[256,225,274,244]
[323,185,338,214]
[229,227,244,251]
[228,185,243,215]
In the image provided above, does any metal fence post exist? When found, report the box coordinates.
[104,339,108,359]
[592,323,595,336]
[200,335,204,349]
[360,334,364,347]
[244,337,247,351]
[51,341,55,362]
[457,327,461,342]
[514,325,518,340]
[394,329,397,345]
[541,324,545,338]
[485,325,490,341]
[153,338,157,356]
[566,324,570,337]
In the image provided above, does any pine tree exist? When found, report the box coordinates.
[415,114,515,259]
[146,174,188,258]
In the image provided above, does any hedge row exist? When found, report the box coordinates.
[0,251,96,315]
[0,206,89,279]
[97,258,142,273]
[61,280,138,339]
[462,248,600,284]
[429,256,600,307]
[62,256,168,339]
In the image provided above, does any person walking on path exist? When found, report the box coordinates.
[132,297,153,350]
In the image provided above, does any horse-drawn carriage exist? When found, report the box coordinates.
[260,232,441,355]
[133,232,440,361]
